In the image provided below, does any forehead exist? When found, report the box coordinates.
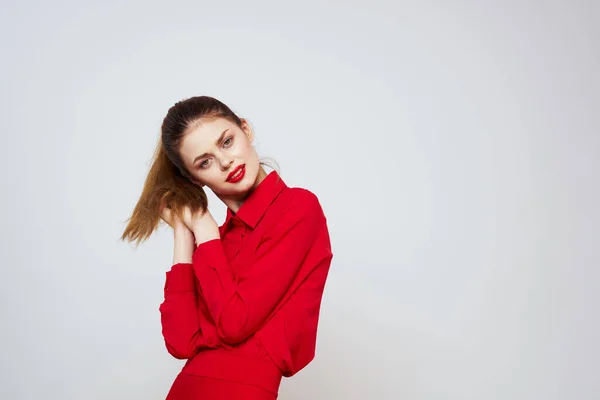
[181,117,235,154]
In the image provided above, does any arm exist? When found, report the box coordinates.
[158,227,211,359]
[192,190,326,344]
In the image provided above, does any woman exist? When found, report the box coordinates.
[121,96,333,399]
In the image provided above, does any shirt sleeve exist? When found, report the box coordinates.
[158,263,213,359]
[192,190,326,344]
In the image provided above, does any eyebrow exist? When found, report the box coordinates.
[192,129,229,166]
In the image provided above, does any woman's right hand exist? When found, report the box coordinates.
[160,203,191,232]
[160,202,216,240]
[161,203,196,264]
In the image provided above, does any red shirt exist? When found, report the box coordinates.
[159,171,333,394]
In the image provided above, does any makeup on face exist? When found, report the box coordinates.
[226,164,246,183]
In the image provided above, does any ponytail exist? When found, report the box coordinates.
[120,140,208,246]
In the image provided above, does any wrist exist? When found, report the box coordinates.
[193,225,220,245]
[173,226,194,264]
[174,225,194,240]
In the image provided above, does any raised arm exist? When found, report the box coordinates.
[158,226,212,359]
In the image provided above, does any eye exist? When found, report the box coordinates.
[223,137,233,147]
[199,159,211,169]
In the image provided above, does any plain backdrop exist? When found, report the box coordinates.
[1,1,598,399]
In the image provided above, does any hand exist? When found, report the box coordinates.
[160,205,195,264]
[190,208,220,245]
[160,204,190,231]
[160,203,219,244]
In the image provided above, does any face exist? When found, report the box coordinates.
[179,117,263,199]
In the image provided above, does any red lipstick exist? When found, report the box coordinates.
[226,164,245,183]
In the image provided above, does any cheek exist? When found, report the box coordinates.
[238,139,255,155]
[191,170,216,187]
[244,145,259,164]
[245,150,260,173]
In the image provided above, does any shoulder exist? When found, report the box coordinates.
[281,187,320,207]
[260,186,327,239]
[279,187,325,220]
[288,187,319,203]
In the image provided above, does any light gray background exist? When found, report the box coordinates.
[1,1,598,399]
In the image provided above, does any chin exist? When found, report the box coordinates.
[240,172,257,191]
[218,176,253,196]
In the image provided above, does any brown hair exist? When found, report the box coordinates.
[120,96,246,246]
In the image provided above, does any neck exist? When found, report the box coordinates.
[219,165,268,213]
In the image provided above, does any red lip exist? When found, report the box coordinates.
[226,164,245,182]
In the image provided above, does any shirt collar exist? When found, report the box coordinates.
[222,170,287,231]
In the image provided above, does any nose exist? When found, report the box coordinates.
[219,156,234,171]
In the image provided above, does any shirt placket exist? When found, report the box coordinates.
[225,216,247,261]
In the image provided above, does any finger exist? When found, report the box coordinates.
[160,207,173,226]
